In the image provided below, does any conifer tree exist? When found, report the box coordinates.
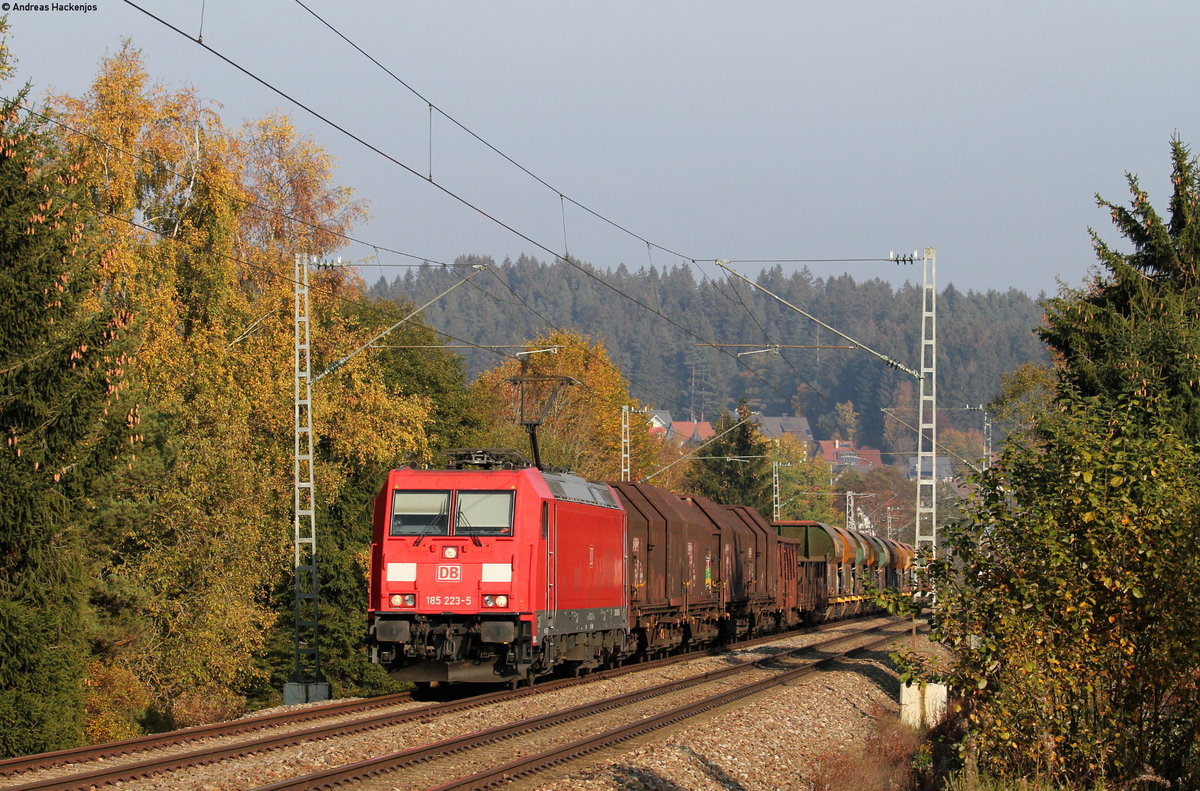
[682,401,771,513]
[0,83,133,755]
[929,139,1200,784]
[1040,137,1200,442]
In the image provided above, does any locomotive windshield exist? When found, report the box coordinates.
[390,490,450,536]
[388,489,514,537]
[455,491,515,537]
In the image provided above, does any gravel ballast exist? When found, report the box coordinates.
[526,630,939,791]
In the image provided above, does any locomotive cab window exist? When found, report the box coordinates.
[455,491,514,537]
[390,490,450,536]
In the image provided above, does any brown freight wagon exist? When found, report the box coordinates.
[610,483,839,651]
[772,533,826,627]
[608,481,730,656]
[682,495,780,641]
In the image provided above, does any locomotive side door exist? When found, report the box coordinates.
[544,501,557,624]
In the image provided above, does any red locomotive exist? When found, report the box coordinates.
[368,451,912,686]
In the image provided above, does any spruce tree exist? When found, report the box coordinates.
[0,86,132,755]
[683,401,771,513]
[1040,137,1200,442]
[929,139,1200,783]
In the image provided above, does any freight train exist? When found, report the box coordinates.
[367,451,913,686]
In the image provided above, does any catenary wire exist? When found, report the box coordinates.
[119,0,801,408]
[113,2,907,419]
[287,0,699,265]
[28,92,697,414]
[119,0,596,271]
[121,0,906,280]
[691,259,837,407]
[291,0,909,275]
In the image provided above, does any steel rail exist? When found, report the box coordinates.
[1,616,892,790]
[0,690,415,778]
[250,620,910,791]
[432,629,908,791]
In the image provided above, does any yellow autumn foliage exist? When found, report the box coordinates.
[471,330,658,481]
[51,42,435,734]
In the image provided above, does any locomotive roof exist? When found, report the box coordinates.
[540,471,622,510]
[386,466,622,510]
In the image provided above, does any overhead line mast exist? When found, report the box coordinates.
[913,248,938,557]
[715,252,939,555]
[288,256,486,704]
[288,254,327,704]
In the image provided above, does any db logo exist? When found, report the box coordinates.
[436,565,462,582]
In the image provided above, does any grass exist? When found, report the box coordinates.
[803,706,1135,791]
[808,706,924,791]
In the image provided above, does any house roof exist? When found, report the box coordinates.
[755,414,814,442]
[669,421,715,445]
[905,456,957,480]
[818,439,883,472]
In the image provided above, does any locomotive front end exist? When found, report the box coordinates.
[369,460,629,686]
[368,467,534,684]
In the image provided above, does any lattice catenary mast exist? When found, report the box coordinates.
[914,247,938,555]
[288,254,329,704]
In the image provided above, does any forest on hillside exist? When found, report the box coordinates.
[372,258,1049,453]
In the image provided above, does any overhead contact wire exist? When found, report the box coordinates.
[289,0,697,264]
[118,0,833,404]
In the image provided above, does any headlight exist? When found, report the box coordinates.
[495,595,508,607]
[389,594,416,608]
[483,595,495,607]
[443,546,459,559]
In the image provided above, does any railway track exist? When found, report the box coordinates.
[0,616,908,791]
[254,619,910,791]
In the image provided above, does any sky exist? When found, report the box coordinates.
[4,1,1199,297]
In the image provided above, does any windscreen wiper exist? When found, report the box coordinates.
[412,507,447,546]
[455,512,484,546]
